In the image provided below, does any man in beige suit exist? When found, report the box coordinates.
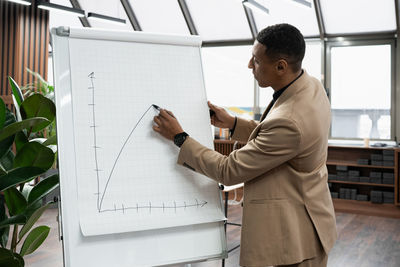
[153,24,337,267]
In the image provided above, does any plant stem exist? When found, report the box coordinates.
[11,225,18,253]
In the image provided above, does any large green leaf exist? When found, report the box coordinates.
[27,174,58,205]
[0,197,9,248]
[0,214,26,229]
[13,142,54,170]
[0,117,50,142]
[0,150,15,171]
[0,248,24,267]
[15,132,28,153]
[0,167,45,192]
[4,188,27,216]
[20,94,55,132]
[0,98,5,129]
[8,77,24,107]
[19,203,51,240]
[23,200,41,221]
[0,109,16,160]
[19,225,50,256]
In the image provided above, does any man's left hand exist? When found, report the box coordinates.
[153,109,184,141]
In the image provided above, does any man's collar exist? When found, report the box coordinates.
[272,70,304,101]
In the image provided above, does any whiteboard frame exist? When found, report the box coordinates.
[51,27,227,267]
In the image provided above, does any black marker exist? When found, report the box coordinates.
[152,104,161,111]
[152,104,175,118]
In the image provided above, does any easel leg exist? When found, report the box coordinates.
[222,191,229,267]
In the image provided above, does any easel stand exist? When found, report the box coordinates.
[219,184,243,267]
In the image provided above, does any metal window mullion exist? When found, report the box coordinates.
[390,39,396,141]
[120,0,141,31]
[242,5,257,40]
[395,0,400,143]
[312,0,325,39]
[177,0,198,35]
[69,0,90,27]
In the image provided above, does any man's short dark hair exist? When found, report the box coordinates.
[256,23,305,72]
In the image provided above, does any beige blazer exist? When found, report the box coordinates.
[177,71,337,266]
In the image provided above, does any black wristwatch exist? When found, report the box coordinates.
[174,132,189,148]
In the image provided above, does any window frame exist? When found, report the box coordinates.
[325,38,396,141]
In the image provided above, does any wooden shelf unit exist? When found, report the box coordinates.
[214,140,400,217]
[327,145,400,217]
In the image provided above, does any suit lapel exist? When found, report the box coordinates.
[260,100,274,122]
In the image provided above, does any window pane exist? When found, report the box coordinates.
[303,41,321,81]
[253,0,319,37]
[129,0,189,35]
[320,0,396,34]
[49,0,84,29]
[79,0,133,31]
[201,46,254,120]
[330,45,392,139]
[186,0,252,41]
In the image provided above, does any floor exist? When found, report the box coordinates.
[22,204,400,267]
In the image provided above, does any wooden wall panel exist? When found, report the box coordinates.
[0,1,49,109]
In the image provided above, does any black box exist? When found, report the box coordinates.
[357,159,369,165]
[382,150,394,156]
[383,172,394,179]
[382,177,394,185]
[349,176,360,182]
[336,171,348,181]
[345,188,351,199]
[370,172,382,178]
[383,161,394,166]
[371,154,383,161]
[371,190,383,203]
[370,177,382,184]
[339,188,346,199]
[336,165,348,171]
[383,192,394,204]
[383,192,394,199]
[351,189,357,200]
[383,155,394,161]
[331,192,339,199]
[360,177,370,183]
[371,160,383,166]
[328,174,337,181]
[356,194,368,201]
[348,170,360,177]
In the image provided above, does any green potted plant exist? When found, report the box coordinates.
[0,76,58,267]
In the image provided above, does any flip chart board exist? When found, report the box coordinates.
[52,27,226,267]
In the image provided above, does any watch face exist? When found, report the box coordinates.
[174,132,188,147]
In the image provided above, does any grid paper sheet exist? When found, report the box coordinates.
[68,37,225,236]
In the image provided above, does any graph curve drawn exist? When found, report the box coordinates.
[88,72,208,214]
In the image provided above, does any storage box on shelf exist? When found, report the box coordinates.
[327,145,400,218]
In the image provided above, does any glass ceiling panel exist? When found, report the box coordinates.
[129,0,189,35]
[186,0,252,41]
[49,0,84,29]
[79,0,133,31]
[320,0,396,34]
[252,0,319,37]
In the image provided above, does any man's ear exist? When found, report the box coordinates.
[276,59,288,72]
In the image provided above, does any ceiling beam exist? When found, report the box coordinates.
[312,0,325,39]
[243,5,257,40]
[177,0,198,35]
[120,0,141,31]
[69,0,90,27]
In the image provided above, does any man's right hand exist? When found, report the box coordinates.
[208,101,236,129]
